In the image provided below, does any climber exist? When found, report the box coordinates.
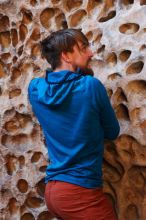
[28,28,120,220]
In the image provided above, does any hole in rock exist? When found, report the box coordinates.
[99,11,116,22]
[16,112,32,128]
[20,204,26,214]
[103,160,122,182]
[33,64,41,73]
[140,120,146,132]
[0,31,11,49]
[129,107,140,122]
[107,88,113,98]
[20,63,32,75]
[106,52,117,66]
[18,104,25,111]
[11,29,18,47]
[0,15,9,32]
[51,0,61,4]
[119,23,139,34]
[40,8,55,28]
[30,0,37,6]
[1,188,9,201]
[1,52,11,63]
[119,50,131,62]
[21,9,33,25]
[122,0,134,5]
[121,149,132,161]
[30,28,40,41]
[104,140,118,156]
[1,135,9,146]
[140,0,146,5]
[128,166,145,189]
[86,31,93,40]
[4,112,31,133]
[0,61,6,78]
[13,56,18,64]
[126,80,146,94]
[18,45,24,56]
[5,154,17,175]
[19,155,25,167]
[37,211,54,220]
[64,0,82,11]
[126,61,144,74]
[4,120,19,133]
[140,167,146,179]
[140,44,146,51]
[87,0,101,13]
[105,193,117,216]
[19,103,25,109]
[97,44,105,53]
[39,165,47,172]
[19,24,28,42]
[8,198,19,214]
[12,134,27,145]
[17,179,28,193]
[30,127,39,139]
[113,87,127,103]
[9,89,21,99]
[31,44,41,58]
[36,178,45,197]
[125,204,139,220]
[108,72,121,80]
[94,33,103,43]
[6,64,12,74]
[62,20,68,29]
[2,133,28,149]
[55,13,68,29]
[31,152,42,163]
[11,21,16,26]
[21,213,35,220]
[25,194,44,208]
[115,135,140,160]
[115,161,125,176]
[69,10,87,27]
[11,67,21,81]
[115,104,130,120]
[4,108,15,117]
[104,0,115,9]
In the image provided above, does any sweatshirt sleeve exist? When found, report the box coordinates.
[93,78,120,140]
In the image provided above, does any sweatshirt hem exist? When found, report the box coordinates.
[45,174,103,189]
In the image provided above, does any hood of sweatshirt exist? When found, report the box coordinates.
[28,68,84,106]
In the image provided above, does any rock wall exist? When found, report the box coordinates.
[0,0,146,219]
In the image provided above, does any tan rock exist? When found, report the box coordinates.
[0,0,146,219]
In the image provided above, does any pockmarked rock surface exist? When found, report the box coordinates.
[0,0,146,219]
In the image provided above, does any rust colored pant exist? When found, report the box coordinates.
[44,180,117,220]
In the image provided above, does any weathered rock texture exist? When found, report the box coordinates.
[0,0,146,220]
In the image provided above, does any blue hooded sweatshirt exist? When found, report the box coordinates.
[28,69,120,188]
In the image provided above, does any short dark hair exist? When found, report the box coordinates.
[40,29,89,70]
